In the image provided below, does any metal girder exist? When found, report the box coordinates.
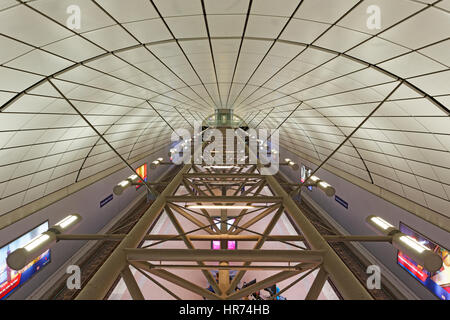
[231,204,281,235]
[131,261,222,300]
[219,207,230,295]
[166,204,216,235]
[134,266,181,300]
[232,165,258,196]
[164,205,222,295]
[56,234,392,242]
[182,178,208,196]
[240,179,266,196]
[175,178,222,233]
[145,264,309,271]
[125,248,324,263]
[270,266,320,300]
[75,164,192,300]
[305,268,329,300]
[226,264,312,300]
[264,174,373,300]
[184,173,263,179]
[227,205,285,294]
[166,196,282,203]
[121,265,145,300]
[191,165,218,196]
[75,127,375,301]
[229,178,272,231]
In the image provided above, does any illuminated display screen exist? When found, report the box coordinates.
[211,240,236,250]
[135,163,148,190]
[212,217,237,250]
[397,223,449,300]
[212,240,221,250]
[300,165,313,191]
[227,241,236,250]
[0,222,50,300]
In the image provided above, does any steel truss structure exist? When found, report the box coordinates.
[62,128,398,300]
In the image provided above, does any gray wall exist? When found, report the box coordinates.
[1,146,173,300]
[280,147,450,300]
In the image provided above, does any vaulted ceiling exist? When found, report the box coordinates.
[0,0,449,223]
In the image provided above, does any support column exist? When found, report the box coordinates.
[76,164,192,300]
[305,268,328,300]
[121,265,145,300]
[218,198,230,295]
[264,174,372,300]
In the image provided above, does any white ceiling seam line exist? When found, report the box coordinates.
[0,142,168,231]
[73,100,169,183]
[234,0,366,108]
[258,99,375,184]
[0,1,448,228]
[16,0,214,111]
[147,0,221,107]
[281,145,450,234]
[227,0,307,107]
[224,0,253,107]
[47,78,157,196]
[0,37,447,115]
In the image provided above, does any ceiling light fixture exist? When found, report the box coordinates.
[7,214,82,270]
[365,215,442,272]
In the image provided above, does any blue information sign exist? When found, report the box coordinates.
[335,195,348,209]
[100,194,113,208]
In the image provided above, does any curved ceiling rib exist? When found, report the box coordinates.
[253,99,375,184]
[0,37,447,115]
[0,0,448,229]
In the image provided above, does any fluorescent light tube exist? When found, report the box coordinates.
[119,180,130,187]
[24,234,50,252]
[399,235,429,253]
[55,215,78,229]
[370,216,394,230]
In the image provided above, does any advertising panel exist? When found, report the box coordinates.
[0,222,50,300]
[397,223,449,300]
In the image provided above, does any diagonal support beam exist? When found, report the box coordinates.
[179,179,221,233]
[165,205,222,295]
[231,204,281,235]
[232,165,258,196]
[182,178,208,196]
[130,261,222,300]
[291,80,404,196]
[265,174,372,300]
[121,265,145,300]
[305,267,329,300]
[227,205,285,294]
[48,79,157,196]
[229,177,269,232]
[240,179,266,196]
[134,266,181,300]
[76,165,192,300]
[190,166,217,195]
[270,265,320,300]
[167,204,215,235]
[226,263,311,300]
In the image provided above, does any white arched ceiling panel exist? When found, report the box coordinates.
[0,0,448,225]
